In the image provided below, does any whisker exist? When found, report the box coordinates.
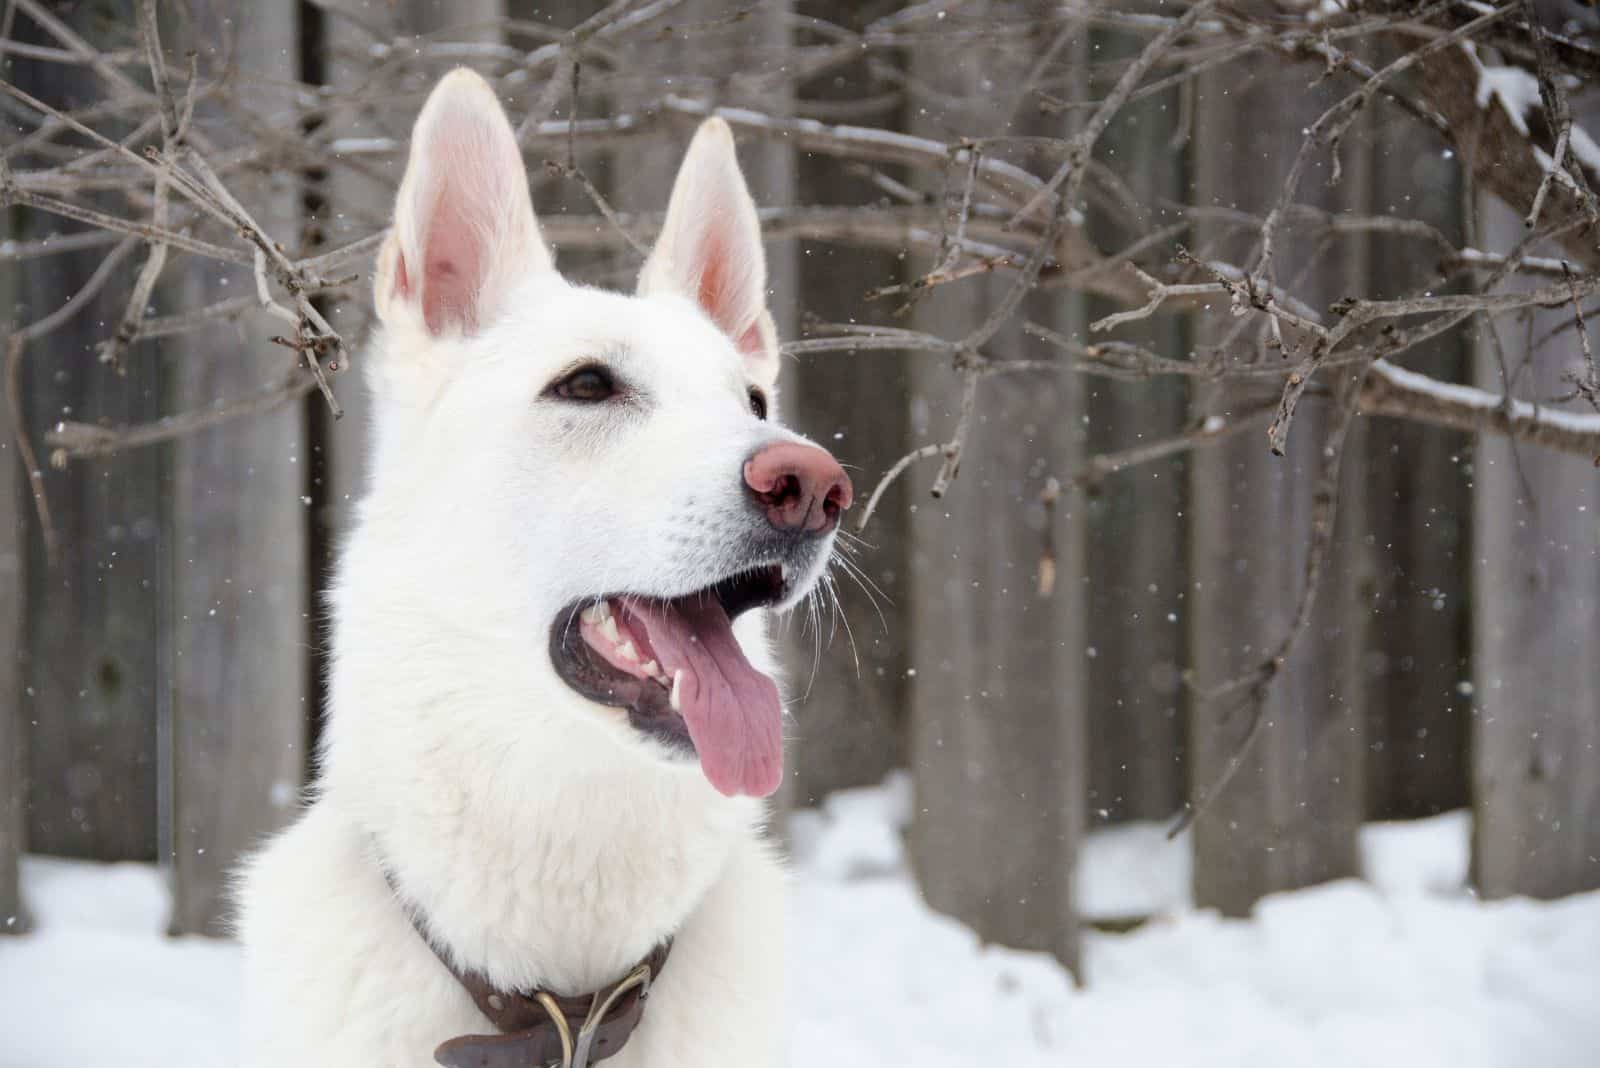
[824,571,841,647]
[824,567,863,679]
[802,586,823,700]
[832,552,892,632]
[835,529,880,556]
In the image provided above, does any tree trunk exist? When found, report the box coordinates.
[905,12,1087,974]
[1188,52,1366,916]
[1359,56,1472,823]
[1082,22,1189,826]
[164,2,308,935]
[1,217,26,935]
[15,5,161,864]
[1471,196,1600,900]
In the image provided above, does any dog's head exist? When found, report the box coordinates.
[350,69,849,801]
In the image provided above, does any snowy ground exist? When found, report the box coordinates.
[4,775,1598,1068]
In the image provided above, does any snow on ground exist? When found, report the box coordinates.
[2,858,240,1068]
[4,779,1598,1068]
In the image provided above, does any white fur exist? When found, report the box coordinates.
[235,69,833,1067]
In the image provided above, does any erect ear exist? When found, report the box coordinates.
[638,117,779,389]
[376,68,553,337]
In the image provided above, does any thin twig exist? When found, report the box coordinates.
[1170,365,1367,839]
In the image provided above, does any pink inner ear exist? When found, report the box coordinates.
[694,225,762,356]
[734,318,764,359]
[392,247,412,302]
[422,191,486,334]
[695,230,736,335]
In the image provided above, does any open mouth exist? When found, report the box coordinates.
[549,564,789,798]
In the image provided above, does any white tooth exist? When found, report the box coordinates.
[670,670,684,712]
[616,640,638,662]
[640,660,658,677]
[600,616,620,643]
[580,603,605,624]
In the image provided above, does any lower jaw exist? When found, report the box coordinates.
[547,608,698,757]
[625,703,696,759]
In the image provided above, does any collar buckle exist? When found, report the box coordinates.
[569,960,655,1068]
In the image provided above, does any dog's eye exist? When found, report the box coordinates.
[548,365,617,403]
[748,387,768,421]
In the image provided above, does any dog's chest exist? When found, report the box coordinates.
[237,803,784,1067]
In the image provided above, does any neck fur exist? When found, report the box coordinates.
[318,563,761,994]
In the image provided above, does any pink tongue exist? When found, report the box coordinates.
[631,597,783,797]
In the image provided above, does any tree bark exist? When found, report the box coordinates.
[1188,50,1366,916]
[905,10,1087,974]
[15,3,161,864]
[165,0,308,936]
[1471,195,1600,900]
[1360,93,1472,821]
[1082,21,1189,825]
[1,210,26,935]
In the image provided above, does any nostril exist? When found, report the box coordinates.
[773,473,801,507]
[745,442,852,533]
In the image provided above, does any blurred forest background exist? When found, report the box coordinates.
[2,0,1599,977]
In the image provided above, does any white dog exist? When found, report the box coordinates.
[235,68,851,1067]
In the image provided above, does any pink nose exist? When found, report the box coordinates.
[743,442,854,535]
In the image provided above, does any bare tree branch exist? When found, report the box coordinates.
[7,0,1600,827]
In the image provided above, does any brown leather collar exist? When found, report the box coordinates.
[386,871,672,1068]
